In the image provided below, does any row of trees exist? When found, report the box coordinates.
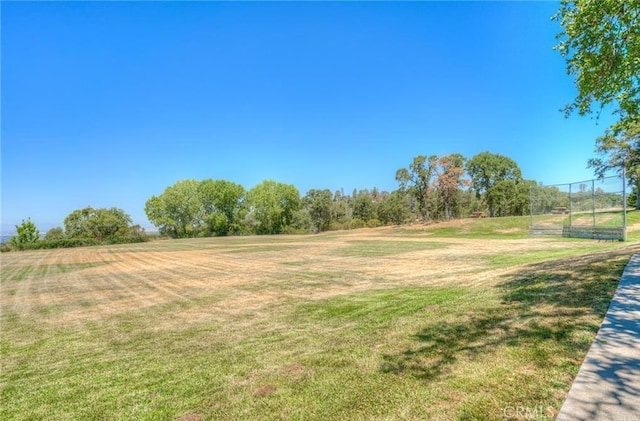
[395,152,531,220]
[144,2,640,238]
[144,151,571,238]
[143,179,419,238]
[4,207,147,251]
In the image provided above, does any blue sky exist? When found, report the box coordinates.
[1,1,618,232]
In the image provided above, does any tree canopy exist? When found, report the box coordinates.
[145,179,247,238]
[588,121,640,208]
[64,207,133,240]
[10,218,40,249]
[246,180,300,235]
[554,0,640,131]
[303,189,333,233]
[396,155,438,221]
[466,152,523,217]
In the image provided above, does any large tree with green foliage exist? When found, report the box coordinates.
[10,218,40,249]
[466,152,523,217]
[554,0,640,132]
[246,180,300,234]
[198,179,246,235]
[377,191,411,225]
[64,207,133,240]
[352,193,377,222]
[588,122,640,208]
[145,179,204,238]
[303,189,333,233]
[396,155,438,221]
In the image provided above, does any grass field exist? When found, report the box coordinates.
[2,214,640,420]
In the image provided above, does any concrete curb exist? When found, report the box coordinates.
[557,253,640,420]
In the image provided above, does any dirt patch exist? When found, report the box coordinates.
[253,384,277,398]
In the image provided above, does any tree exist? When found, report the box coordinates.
[489,179,534,217]
[396,155,438,221]
[246,180,300,234]
[331,190,351,224]
[304,189,333,233]
[198,179,246,235]
[377,191,411,225]
[436,154,468,220]
[44,227,65,241]
[64,207,133,240]
[588,122,640,209]
[144,179,204,238]
[466,152,523,217]
[353,194,377,222]
[10,218,40,249]
[554,1,640,131]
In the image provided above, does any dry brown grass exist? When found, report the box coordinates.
[2,224,639,420]
[1,229,611,327]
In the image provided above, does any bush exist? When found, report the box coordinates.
[1,235,150,252]
[348,219,367,229]
[366,218,382,228]
[328,222,346,231]
[1,242,15,252]
[44,227,65,241]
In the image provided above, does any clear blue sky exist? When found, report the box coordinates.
[1,1,618,232]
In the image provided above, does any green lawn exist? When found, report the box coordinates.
[1,216,639,420]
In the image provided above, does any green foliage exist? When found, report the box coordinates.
[304,189,333,232]
[396,155,439,221]
[352,194,377,221]
[246,180,300,234]
[588,122,640,209]
[198,179,246,236]
[144,179,203,238]
[289,209,313,233]
[466,152,523,217]
[377,191,411,225]
[530,184,570,214]
[366,218,382,228]
[554,0,640,132]
[9,218,40,250]
[64,207,133,240]
[11,235,149,251]
[44,227,65,241]
[348,218,367,229]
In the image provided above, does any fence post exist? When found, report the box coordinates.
[568,183,572,227]
[592,179,596,228]
[529,185,533,228]
[623,167,627,241]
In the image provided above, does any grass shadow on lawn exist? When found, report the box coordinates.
[379,247,638,416]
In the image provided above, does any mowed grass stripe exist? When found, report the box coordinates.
[336,240,449,257]
[1,223,639,420]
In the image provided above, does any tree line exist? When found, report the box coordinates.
[142,151,571,238]
[6,146,633,251]
[3,207,147,251]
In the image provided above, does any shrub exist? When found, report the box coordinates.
[348,219,367,229]
[2,235,149,252]
[328,222,346,231]
[44,227,65,241]
[366,218,382,228]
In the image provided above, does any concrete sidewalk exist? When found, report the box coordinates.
[557,253,640,421]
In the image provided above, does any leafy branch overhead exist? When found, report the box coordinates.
[554,0,640,131]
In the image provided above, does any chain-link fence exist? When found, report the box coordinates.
[529,175,627,240]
